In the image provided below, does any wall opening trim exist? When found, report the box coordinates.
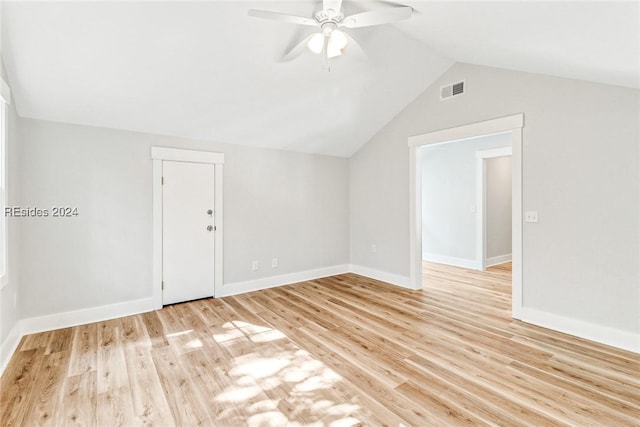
[476,146,513,271]
[408,114,524,319]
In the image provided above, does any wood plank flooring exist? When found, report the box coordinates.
[2,262,639,426]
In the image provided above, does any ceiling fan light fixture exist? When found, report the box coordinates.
[327,45,342,58]
[330,30,348,50]
[327,30,347,58]
[307,30,348,57]
[307,33,325,54]
[249,2,414,68]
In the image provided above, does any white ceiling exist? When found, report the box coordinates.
[401,1,640,90]
[2,1,638,157]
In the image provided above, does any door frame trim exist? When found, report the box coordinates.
[408,113,523,319]
[151,147,225,309]
[476,146,512,271]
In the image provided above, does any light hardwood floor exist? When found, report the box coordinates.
[1,263,639,426]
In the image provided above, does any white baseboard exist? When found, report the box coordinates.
[19,297,156,337]
[1,321,23,376]
[4,266,636,378]
[519,307,639,354]
[349,264,412,289]
[1,297,156,376]
[485,254,512,267]
[422,253,478,270]
[2,267,351,374]
[217,264,350,297]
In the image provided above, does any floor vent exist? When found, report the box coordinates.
[440,80,465,100]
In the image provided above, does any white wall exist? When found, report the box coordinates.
[350,63,639,338]
[421,133,511,266]
[18,119,349,318]
[4,62,639,356]
[486,156,512,261]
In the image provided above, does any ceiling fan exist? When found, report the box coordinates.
[248,0,413,71]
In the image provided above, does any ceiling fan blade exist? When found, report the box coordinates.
[342,7,413,29]
[248,9,318,27]
[323,0,343,14]
[282,35,314,61]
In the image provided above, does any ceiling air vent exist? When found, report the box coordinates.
[440,80,465,100]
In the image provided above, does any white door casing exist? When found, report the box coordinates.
[162,161,215,305]
[476,147,513,271]
[151,147,224,309]
[408,114,523,319]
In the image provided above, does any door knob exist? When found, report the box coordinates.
[207,225,213,232]
[207,209,213,215]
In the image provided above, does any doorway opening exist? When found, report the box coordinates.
[408,114,523,319]
[420,133,512,271]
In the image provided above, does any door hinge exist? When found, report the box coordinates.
[161,281,164,290]
[161,177,164,185]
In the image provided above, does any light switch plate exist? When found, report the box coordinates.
[525,211,539,223]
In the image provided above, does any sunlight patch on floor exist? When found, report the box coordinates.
[329,417,365,427]
[229,356,290,379]
[166,329,193,337]
[246,411,291,427]
[184,338,202,349]
[249,329,287,343]
[215,384,264,403]
[210,319,369,426]
[213,327,245,343]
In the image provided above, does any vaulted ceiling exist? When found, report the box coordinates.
[2,1,638,157]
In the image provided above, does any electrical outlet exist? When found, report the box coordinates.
[525,211,539,223]
[252,261,259,271]
[272,258,278,268]
[371,244,377,253]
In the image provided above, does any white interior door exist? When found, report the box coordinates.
[162,160,215,305]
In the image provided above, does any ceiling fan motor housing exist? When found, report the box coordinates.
[321,21,338,36]
[315,9,344,25]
